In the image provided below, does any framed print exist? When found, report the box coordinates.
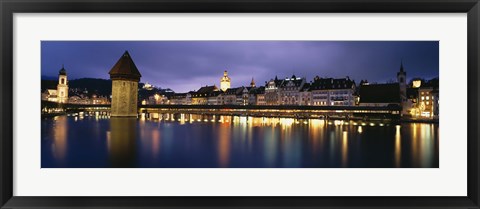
[1,0,479,208]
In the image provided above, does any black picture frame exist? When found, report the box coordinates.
[1,0,479,208]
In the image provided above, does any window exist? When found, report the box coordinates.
[61,78,65,84]
[421,96,425,100]
[426,96,429,100]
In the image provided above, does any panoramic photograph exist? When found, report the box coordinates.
[40,41,439,168]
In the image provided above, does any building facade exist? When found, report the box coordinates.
[310,76,356,106]
[109,51,142,117]
[279,75,306,105]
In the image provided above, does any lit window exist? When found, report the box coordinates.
[426,96,429,100]
[426,101,429,105]
[421,96,425,100]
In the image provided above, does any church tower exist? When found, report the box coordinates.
[109,51,142,117]
[397,61,407,100]
[220,70,231,92]
[57,65,69,103]
[250,77,256,88]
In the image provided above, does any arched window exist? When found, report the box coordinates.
[61,78,65,84]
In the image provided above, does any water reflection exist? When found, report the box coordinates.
[109,117,137,167]
[42,114,439,168]
[395,125,401,167]
[52,116,67,163]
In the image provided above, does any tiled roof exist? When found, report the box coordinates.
[108,51,142,81]
[310,77,355,90]
[197,85,218,94]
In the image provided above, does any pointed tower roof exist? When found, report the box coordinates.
[397,60,406,76]
[109,51,142,81]
[250,77,256,87]
[59,64,67,75]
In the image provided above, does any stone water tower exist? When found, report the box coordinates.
[109,51,142,117]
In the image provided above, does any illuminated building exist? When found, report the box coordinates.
[142,82,154,90]
[310,76,356,106]
[412,79,422,88]
[220,87,246,105]
[109,51,142,117]
[417,78,439,118]
[220,70,231,92]
[207,91,222,105]
[279,75,306,105]
[299,83,311,106]
[191,85,219,105]
[57,66,69,103]
[170,93,190,105]
[265,76,283,105]
[42,66,70,103]
[248,86,266,105]
[148,94,169,105]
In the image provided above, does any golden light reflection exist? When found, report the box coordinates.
[218,123,231,167]
[342,131,348,167]
[151,129,161,157]
[395,125,401,167]
[411,123,418,166]
[308,119,325,153]
[52,116,67,162]
[109,117,136,167]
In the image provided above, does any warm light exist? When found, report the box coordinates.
[358,126,363,133]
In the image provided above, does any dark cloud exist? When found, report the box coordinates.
[41,41,439,93]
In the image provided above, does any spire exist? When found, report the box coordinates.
[59,64,67,75]
[250,77,256,87]
[400,59,404,72]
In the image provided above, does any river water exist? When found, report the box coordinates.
[41,114,439,168]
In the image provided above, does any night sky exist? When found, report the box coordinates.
[41,41,439,93]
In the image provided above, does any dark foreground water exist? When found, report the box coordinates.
[41,114,439,168]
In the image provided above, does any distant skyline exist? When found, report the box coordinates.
[41,41,439,93]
